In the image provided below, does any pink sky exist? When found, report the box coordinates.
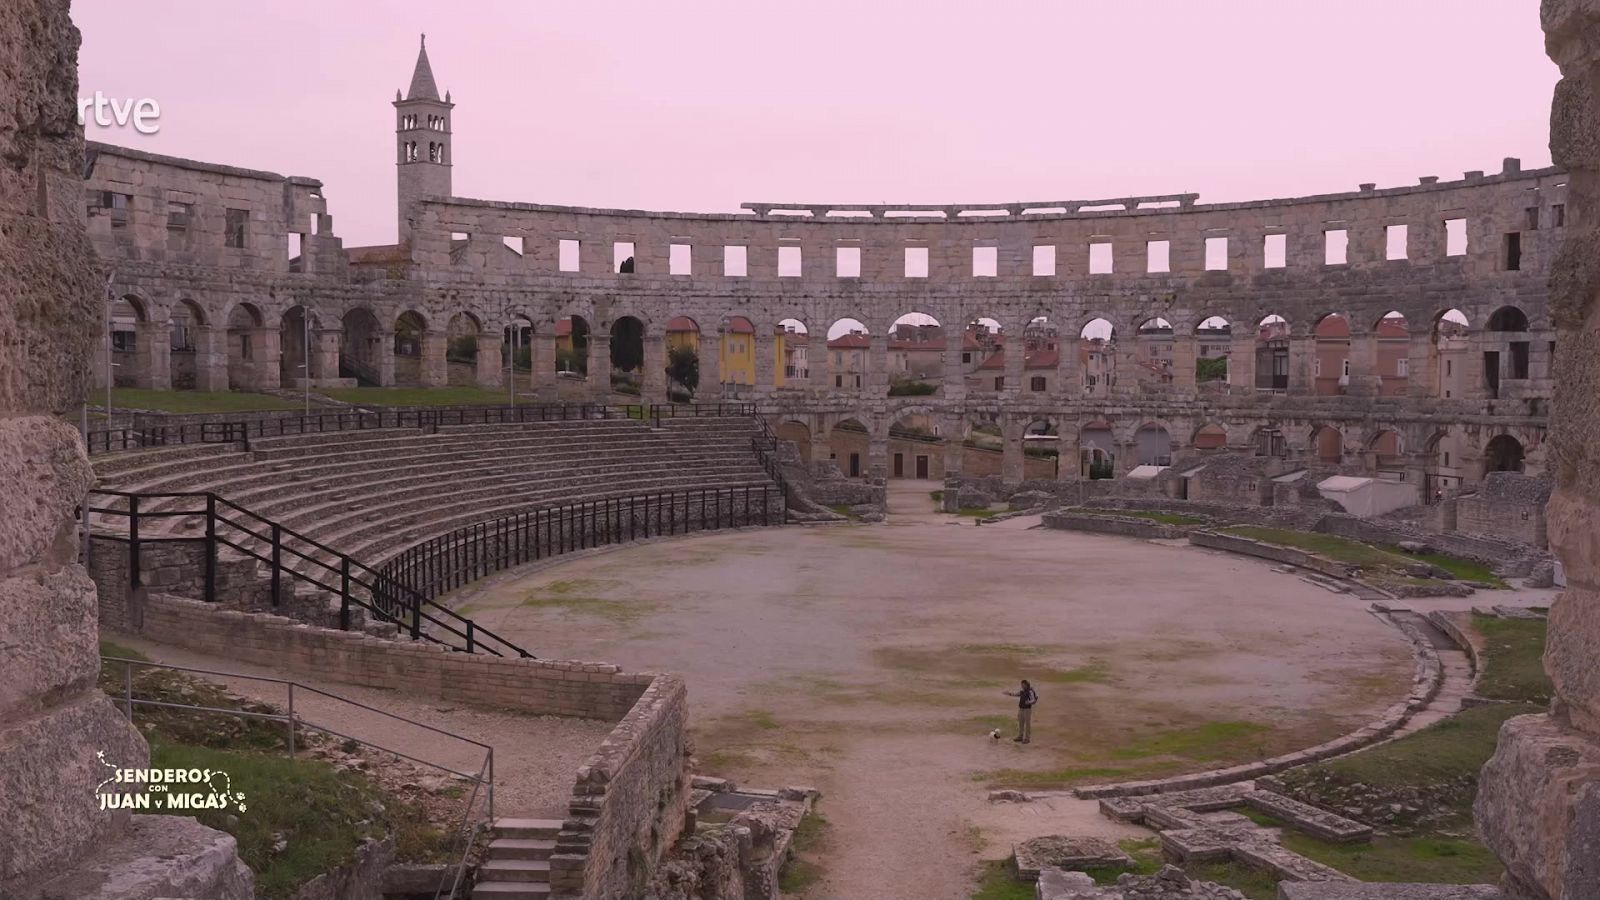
[74,2,1557,248]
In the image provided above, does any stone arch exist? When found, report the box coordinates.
[775,317,811,388]
[1431,308,1472,399]
[1310,424,1344,465]
[1133,316,1175,392]
[446,311,486,386]
[1193,423,1228,450]
[556,314,591,379]
[1193,315,1232,387]
[503,311,536,393]
[1078,317,1117,398]
[887,310,944,397]
[828,416,872,478]
[886,407,944,480]
[824,317,869,393]
[608,315,646,395]
[1484,434,1526,473]
[225,301,268,391]
[717,315,758,390]
[1079,418,1116,478]
[340,306,383,385]
[775,418,813,465]
[391,309,429,386]
[1254,313,1291,391]
[279,304,324,385]
[1312,313,1352,396]
[166,298,206,390]
[1133,421,1174,465]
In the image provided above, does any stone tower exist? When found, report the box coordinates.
[395,34,453,244]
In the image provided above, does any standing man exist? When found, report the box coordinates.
[1005,679,1037,743]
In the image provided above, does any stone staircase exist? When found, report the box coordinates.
[472,817,562,898]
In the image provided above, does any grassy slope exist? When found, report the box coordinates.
[107,388,303,412]
[318,386,533,407]
[1220,525,1505,586]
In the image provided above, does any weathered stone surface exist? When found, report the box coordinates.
[0,568,100,721]
[1014,835,1132,879]
[1277,884,1502,899]
[0,418,93,572]
[27,814,254,900]
[1034,867,1098,899]
[1476,714,1600,900]
[0,692,146,888]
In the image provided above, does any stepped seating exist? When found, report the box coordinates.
[93,415,780,613]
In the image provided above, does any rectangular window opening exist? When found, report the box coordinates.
[502,235,525,256]
[1089,242,1113,274]
[1032,245,1056,276]
[669,243,691,275]
[1324,228,1348,265]
[613,241,636,274]
[724,245,748,277]
[1526,206,1540,230]
[835,245,860,278]
[904,246,929,278]
[778,244,802,277]
[559,238,580,272]
[1264,233,1287,269]
[1444,218,1468,256]
[973,245,998,277]
[166,200,191,232]
[286,232,302,268]
[1553,204,1566,227]
[1146,240,1170,273]
[1505,232,1522,271]
[1204,235,1228,271]
[1385,224,1408,260]
[224,208,248,249]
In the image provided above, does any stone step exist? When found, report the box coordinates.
[492,818,564,840]
[486,838,556,861]
[471,882,551,899]
[477,859,551,882]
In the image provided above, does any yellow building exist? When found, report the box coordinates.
[665,317,792,388]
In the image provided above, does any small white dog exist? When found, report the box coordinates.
[989,729,1002,741]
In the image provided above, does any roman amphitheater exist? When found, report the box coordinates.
[4,4,1598,900]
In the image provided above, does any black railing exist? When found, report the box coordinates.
[380,483,784,604]
[85,401,762,455]
[83,489,531,658]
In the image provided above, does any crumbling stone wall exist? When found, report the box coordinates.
[1455,472,1554,547]
[0,2,152,892]
[1473,5,1600,897]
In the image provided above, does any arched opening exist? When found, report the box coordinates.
[279,305,320,387]
[1079,317,1116,397]
[1023,418,1060,479]
[1311,425,1344,465]
[776,420,812,464]
[1255,314,1290,391]
[392,310,428,386]
[226,303,266,390]
[107,295,148,388]
[1432,309,1471,398]
[1252,426,1287,458]
[826,318,869,392]
[609,315,645,396]
[778,318,810,388]
[1373,311,1410,396]
[1193,423,1228,450]
[1194,316,1231,387]
[556,315,590,378]
[1484,305,1532,397]
[888,413,942,479]
[828,418,871,478]
[1312,313,1350,395]
[168,299,205,390]
[1134,423,1173,466]
[1079,421,1115,478]
[1020,315,1058,394]
[1367,429,1404,474]
[446,312,484,387]
[503,315,535,393]
[339,307,383,385]
[1484,434,1526,473]
[1422,429,1467,501]
[1134,317,1174,391]
[888,312,943,396]
[960,317,1003,381]
[665,316,701,401]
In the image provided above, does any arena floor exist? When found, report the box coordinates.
[456,482,1417,898]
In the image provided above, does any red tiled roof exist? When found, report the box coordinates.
[828,333,870,349]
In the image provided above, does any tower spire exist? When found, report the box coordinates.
[406,33,440,101]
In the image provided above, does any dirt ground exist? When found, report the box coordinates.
[455,481,1424,899]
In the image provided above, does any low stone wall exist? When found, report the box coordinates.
[1040,511,1189,540]
[551,675,691,899]
[135,594,650,720]
[1187,531,1354,581]
[1317,514,1538,573]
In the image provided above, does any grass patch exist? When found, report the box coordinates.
[1112,720,1272,762]
[1088,509,1206,526]
[745,709,782,731]
[519,578,648,623]
[1186,860,1278,899]
[318,386,529,407]
[1283,832,1502,884]
[953,506,995,518]
[99,638,149,662]
[1320,703,1538,793]
[106,388,302,412]
[1220,525,1504,586]
[1473,614,1552,703]
[930,490,944,502]
[970,860,1032,900]
[1034,660,1114,685]
[827,503,858,520]
[972,764,1171,789]
[779,810,829,896]
[697,749,756,772]
[1237,806,1283,828]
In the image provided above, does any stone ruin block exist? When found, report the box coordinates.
[1013,836,1132,880]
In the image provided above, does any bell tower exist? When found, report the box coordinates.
[394,34,453,243]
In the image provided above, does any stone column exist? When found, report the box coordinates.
[1475,9,1600,898]
[1057,337,1078,398]
[1003,339,1025,395]
[313,327,342,386]
[807,334,831,395]
[531,331,557,400]
[698,332,722,401]
[1228,333,1256,393]
[867,435,889,481]
[1001,429,1025,485]
[474,331,503,389]
[1171,332,1197,393]
[1111,338,1137,396]
[1057,430,1081,482]
[942,335,966,401]
[586,333,610,399]
[1407,332,1435,398]
[642,332,667,403]
[867,332,889,395]
[375,331,397,386]
[134,322,170,389]
[754,329,776,395]
[255,327,282,390]
[418,330,447,387]
[193,327,228,392]
[1287,334,1316,395]
[1346,331,1380,397]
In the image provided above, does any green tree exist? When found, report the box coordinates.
[610,318,644,372]
[1196,356,1228,382]
[667,344,699,395]
[556,346,587,374]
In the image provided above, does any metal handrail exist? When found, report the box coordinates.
[102,653,494,823]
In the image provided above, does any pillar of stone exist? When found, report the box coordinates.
[1287,334,1316,395]
[807,332,831,395]
[753,329,776,395]
[809,428,831,474]
[1057,431,1081,481]
[1002,339,1025,395]
[587,333,611,399]
[867,332,889,395]
[531,331,556,399]
[1171,332,1197,393]
[311,327,341,386]
[417,330,447,387]
[941,336,966,400]
[1474,8,1600,898]
[1111,339,1137,396]
[1406,332,1436,398]
[1001,430,1025,485]
[1057,338,1079,398]
[134,322,171,389]
[374,331,396,386]
[698,331,722,401]
[866,435,889,481]
[1228,333,1257,393]
[642,332,667,403]
[474,332,503,389]
[1346,331,1381,397]
[254,327,282,390]
[193,327,228,392]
